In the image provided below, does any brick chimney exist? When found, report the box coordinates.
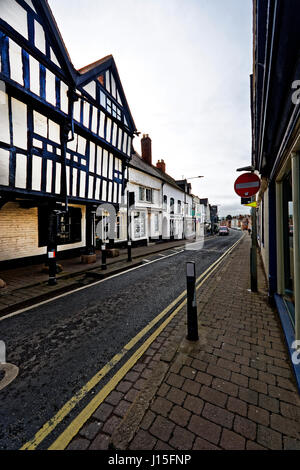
[141,134,152,165]
[156,159,166,173]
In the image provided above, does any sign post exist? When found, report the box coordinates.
[234,173,260,198]
[234,172,260,293]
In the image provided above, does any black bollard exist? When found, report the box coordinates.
[127,240,132,262]
[186,261,199,341]
[48,248,57,285]
[101,243,107,270]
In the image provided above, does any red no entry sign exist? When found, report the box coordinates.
[234,173,261,198]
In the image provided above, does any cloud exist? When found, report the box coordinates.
[49,0,253,217]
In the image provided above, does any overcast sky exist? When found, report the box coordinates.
[49,0,252,217]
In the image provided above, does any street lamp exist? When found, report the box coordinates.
[186,176,204,180]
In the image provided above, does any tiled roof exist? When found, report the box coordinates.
[130,151,183,191]
[77,55,113,75]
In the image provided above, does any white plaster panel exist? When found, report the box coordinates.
[67,133,77,152]
[113,182,118,203]
[48,119,60,144]
[29,55,40,95]
[77,135,86,155]
[91,107,98,134]
[111,74,116,99]
[83,101,89,128]
[102,180,107,201]
[88,175,93,199]
[83,82,96,99]
[50,48,60,67]
[108,153,113,180]
[46,159,52,193]
[46,68,56,106]
[96,146,102,175]
[122,132,127,154]
[0,84,10,144]
[102,149,108,177]
[60,81,68,114]
[89,142,95,172]
[95,178,100,200]
[112,122,117,147]
[9,39,23,85]
[32,138,43,148]
[73,99,81,122]
[15,153,27,189]
[55,162,61,194]
[31,155,42,191]
[66,165,70,195]
[117,91,122,106]
[33,110,47,138]
[11,98,27,149]
[127,136,132,156]
[1,0,28,40]
[100,91,106,108]
[106,117,112,142]
[0,148,10,186]
[34,20,46,54]
[108,181,112,202]
[72,168,77,196]
[79,170,86,198]
[105,70,110,93]
[99,111,105,138]
[117,129,122,150]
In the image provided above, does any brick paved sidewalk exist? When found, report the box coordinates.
[66,236,300,451]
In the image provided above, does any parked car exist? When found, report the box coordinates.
[219,226,229,236]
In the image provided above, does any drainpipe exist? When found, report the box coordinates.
[291,152,300,342]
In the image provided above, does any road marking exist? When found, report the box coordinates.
[48,302,184,450]
[48,233,244,450]
[20,233,244,450]
[0,249,184,323]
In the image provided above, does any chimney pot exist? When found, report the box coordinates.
[156,159,166,173]
[141,134,152,165]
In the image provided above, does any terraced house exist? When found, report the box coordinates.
[0,0,136,267]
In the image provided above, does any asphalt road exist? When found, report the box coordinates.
[0,229,243,450]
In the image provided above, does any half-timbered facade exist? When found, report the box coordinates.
[0,0,136,265]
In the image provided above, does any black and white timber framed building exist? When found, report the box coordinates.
[0,0,136,266]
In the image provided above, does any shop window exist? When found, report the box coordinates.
[134,211,146,238]
[38,206,82,246]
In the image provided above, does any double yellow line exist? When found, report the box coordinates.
[21,234,243,450]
